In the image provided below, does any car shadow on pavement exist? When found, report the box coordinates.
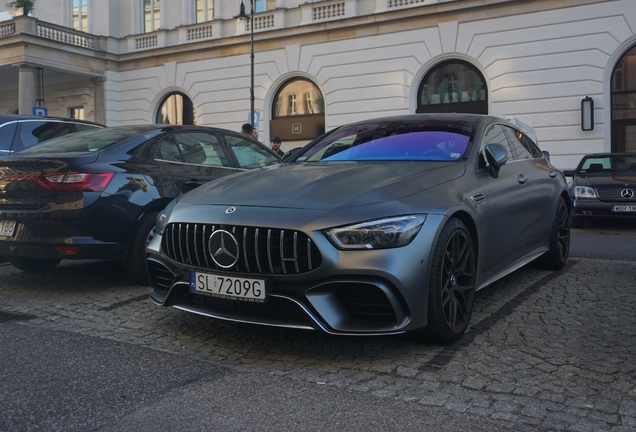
[0,259,140,294]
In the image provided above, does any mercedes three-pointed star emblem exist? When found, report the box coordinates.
[208,230,239,268]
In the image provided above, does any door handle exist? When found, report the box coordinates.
[518,174,528,184]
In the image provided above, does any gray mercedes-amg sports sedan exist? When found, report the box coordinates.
[146,114,571,344]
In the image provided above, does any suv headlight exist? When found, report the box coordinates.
[324,215,426,250]
[573,186,597,199]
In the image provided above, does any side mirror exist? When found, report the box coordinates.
[281,147,302,162]
[562,169,574,177]
[484,143,508,179]
[542,150,550,161]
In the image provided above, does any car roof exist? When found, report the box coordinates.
[581,152,636,158]
[344,113,486,125]
[85,124,255,134]
[0,114,104,127]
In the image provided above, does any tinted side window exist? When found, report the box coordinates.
[156,137,183,162]
[223,135,279,169]
[481,124,514,162]
[520,134,543,158]
[0,123,17,152]
[172,132,230,167]
[503,126,531,160]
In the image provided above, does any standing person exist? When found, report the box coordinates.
[270,136,284,157]
[241,123,259,141]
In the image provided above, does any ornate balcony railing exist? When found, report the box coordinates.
[0,21,15,37]
[0,0,456,54]
[37,23,94,49]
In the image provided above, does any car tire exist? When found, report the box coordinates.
[123,211,158,285]
[416,218,476,345]
[536,196,570,271]
[6,256,61,272]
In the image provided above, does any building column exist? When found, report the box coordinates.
[14,63,37,115]
[92,77,106,125]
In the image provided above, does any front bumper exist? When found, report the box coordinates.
[571,199,636,219]
[0,220,124,260]
[146,214,447,335]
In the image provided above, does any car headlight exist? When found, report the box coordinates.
[573,186,597,199]
[155,200,177,235]
[324,215,426,250]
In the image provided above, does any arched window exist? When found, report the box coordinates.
[612,45,636,153]
[156,92,195,125]
[417,60,488,114]
[270,78,325,142]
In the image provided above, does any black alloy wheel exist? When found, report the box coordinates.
[417,218,476,345]
[536,196,570,270]
[123,211,159,285]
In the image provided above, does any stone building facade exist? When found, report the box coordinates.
[0,0,635,168]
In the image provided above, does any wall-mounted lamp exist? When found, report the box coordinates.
[581,96,594,131]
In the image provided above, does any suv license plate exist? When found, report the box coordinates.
[0,220,16,237]
[190,272,266,302]
[612,205,636,212]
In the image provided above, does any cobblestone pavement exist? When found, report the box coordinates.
[0,256,635,431]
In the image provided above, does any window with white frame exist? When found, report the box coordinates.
[287,94,297,115]
[144,0,161,33]
[254,0,276,12]
[304,92,314,114]
[196,0,213,23]
[72,0,88,32]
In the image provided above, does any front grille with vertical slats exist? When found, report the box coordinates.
[161,223,322,275]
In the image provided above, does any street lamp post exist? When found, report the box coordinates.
[237,0,255,128]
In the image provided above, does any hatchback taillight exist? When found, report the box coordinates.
[34,172,115,192]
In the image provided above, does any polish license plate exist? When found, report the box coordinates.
[190,271,266,302]
[612,205,636,212]
[0,220,16,237]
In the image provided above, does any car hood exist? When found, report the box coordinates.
[178,161,466,210]
[575,173,636,187]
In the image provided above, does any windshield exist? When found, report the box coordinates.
[17,127,159,154]
[577,155,636,174]
[296,121,472,162]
